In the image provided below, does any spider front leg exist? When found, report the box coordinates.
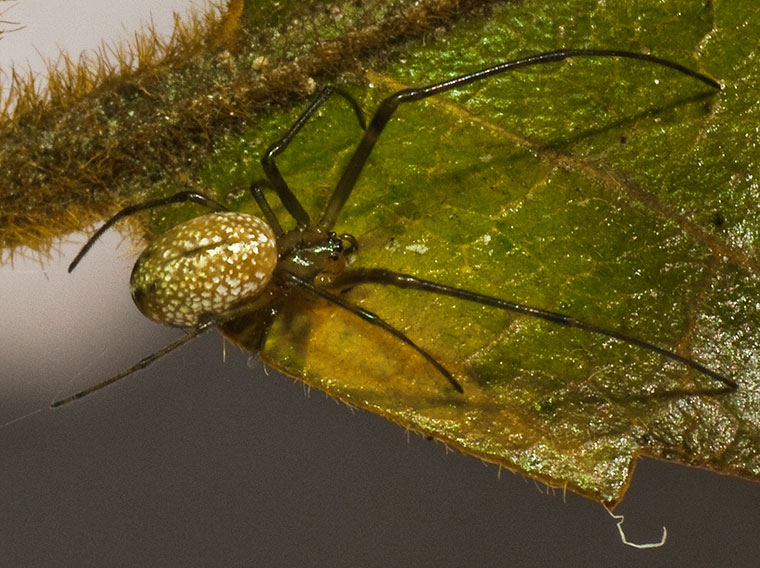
[284,273,463,392]
[257,86,367,229]
[68,190,229,272]
[330,268,737,392]
[317,49,721,230]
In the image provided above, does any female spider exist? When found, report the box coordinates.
[59,49,734,406]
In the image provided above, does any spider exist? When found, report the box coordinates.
[57,49,735,406]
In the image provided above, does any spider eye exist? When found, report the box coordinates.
[130,212,278,327]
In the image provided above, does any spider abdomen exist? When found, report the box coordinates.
[130,212,278,327]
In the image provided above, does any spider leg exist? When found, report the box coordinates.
[249,183,284,235]
[284,273,463,393]
[51,321,215,407]
[317,49,721,231]
[220,304,281,353]
[261,86,367,228]
[331,268,737,391]
[68,190,229,272]
[52,294,284,407]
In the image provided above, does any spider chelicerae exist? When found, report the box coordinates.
[58,49,735,406]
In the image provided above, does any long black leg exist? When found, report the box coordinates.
[51,322,215,407]
[284,273,463,393]
[317,49,721,230]
[52,295,283,407]
[262,86,367,228]
[332,268,737,391]
[68,191,229,272]
[249,183,284,235]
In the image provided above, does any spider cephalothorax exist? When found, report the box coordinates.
[274,227,355,284]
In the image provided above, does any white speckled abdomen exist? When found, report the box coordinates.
[130,212,278,327]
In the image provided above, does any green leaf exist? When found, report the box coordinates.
[3,0,759,504]
[215,1,760,503]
